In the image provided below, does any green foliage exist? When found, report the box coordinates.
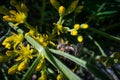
[0,0,120,80]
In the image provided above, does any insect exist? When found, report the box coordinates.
[57,38,83,68]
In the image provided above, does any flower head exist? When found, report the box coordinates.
[15,43,34,61]
[3,10,27,26]
[71,29,78,36]
[81,23,89,29]
[2,33,24,49]
[1,2,28,26]
[77,36,83,42]
[8,64,18,74]
[74,24,80,30]
[59,6,65,17]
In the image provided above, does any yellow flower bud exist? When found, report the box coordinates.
[77,36,83,42]
[36,57,44,71]
[43,42,48,47]
[8,64,18,74]
[9,10,17,15]
[59,6,65,17]
[57,73,63,80]
[71,29,78,36]
[65,0,79,15]
[6,50,14,56]
[50,0,60,10]
[38,71,47,80]
[81,23,89,29]
[74,24,80,30]
[18,59,28,71]
[39,37,44,43]
[57,24,63,30]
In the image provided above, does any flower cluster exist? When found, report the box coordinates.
[2,33,24,49]
[0,0,28,26]
[0,0,89,79]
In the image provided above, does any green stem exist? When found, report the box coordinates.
[57,16,63,24]
[40,0,46,27]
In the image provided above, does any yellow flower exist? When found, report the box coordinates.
[77,36,83,42]
[39,37,44,43]
[3,11,27,26]
[42,42,48,47]
[57,73,63,80]
[37,34,49,47]
[57,24,63,30]
[15,43,34,61]
[74,24,80,30]
[71,29,78,36]
[2,2,28,26]
[2,33,24,49]
[38,71,47,80]
[18,59,28,71]
[8,64,18,74]
[36,57,45,71]
[59,6,65,17]
[81,23,89,29]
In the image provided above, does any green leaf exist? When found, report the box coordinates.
[96,11,117,16]
[24,36,81,80]
[0,6,9,15]
[65,0,79,15]
[44,48,81,80]
[48,48,87,68]
[50,0,60,10]
[48,48,111,80]
[89,27,120,43]
[21,55,41,80]
[22,35,45,80]
[87,34,107,57]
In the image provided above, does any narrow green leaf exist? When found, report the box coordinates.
[89,27,120,43]
[97,11,117,16]
[22,35,45,80]
[48,48,111,80]
[44,49,81,80]
[48,48,87,69]
[21,55,41,80]
[0,6,9,15]
[50,0,60,10]
[65,0,79,15]
[87,34,107,57]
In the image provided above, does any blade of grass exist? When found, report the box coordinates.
[96,11,117,16]
[44,49,81,80]
[8,22,24,34]
[88,27,120,43]
[48,48,87,69]
[87,34,107,57]
[21,54,41,80]
[48,48,111,80]
[22,36,45,80]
